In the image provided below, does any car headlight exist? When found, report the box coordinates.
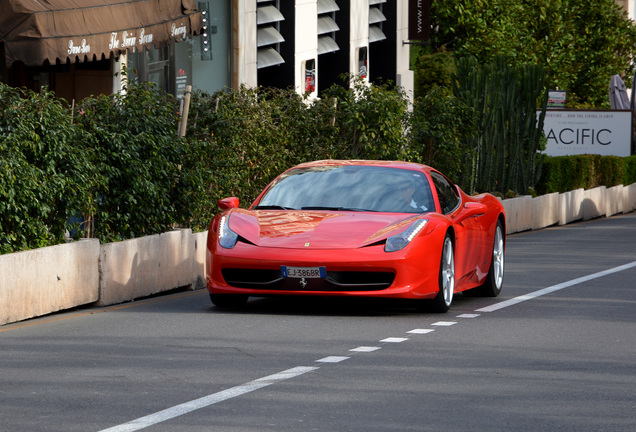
[218,215,239,249]
[385,219,428,252]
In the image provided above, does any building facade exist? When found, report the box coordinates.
[0,0,203,102]
[1,0,413,102]
[240,0,413,99]
[616,0,635,18]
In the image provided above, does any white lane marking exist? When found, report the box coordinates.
[350,346,381,352]
[457,314,480,318]
[316,356,350,363]
[476,261,636,313]
[431,321,457,326]
[380,337,409,343]
[97,366,318,432]
[408,329,435,334]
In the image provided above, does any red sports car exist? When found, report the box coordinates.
[206,160,505,312]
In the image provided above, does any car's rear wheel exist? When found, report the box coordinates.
[465,220,505,297]
[209,293,248,308]
[430,234,455,313]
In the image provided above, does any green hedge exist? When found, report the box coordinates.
[539,155,636,194]
[0,81,214,252]
[0,85,92,253]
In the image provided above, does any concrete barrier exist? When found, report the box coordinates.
[0,239,100,325]
[532,192,560,230]
[98,229,196,306]
[559,188,584,225]
[625,183,636,213]
[581,186,606,221]
[502,195,533,234]
[606,185,624,217]
[500,185,634,234]
[193,231,208,290]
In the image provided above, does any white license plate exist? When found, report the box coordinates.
[281,266,326,278]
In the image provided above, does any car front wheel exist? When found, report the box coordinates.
[430,234,455,313]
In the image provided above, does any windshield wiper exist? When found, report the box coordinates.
[301,206,377,212]
[253,205,295,210]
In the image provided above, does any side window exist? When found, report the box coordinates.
[430,171,460,214]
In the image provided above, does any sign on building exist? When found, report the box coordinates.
[408,0,430,41]
[540,110,632,157]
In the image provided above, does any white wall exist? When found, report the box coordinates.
[235,0,258,88]
[396,0,414,102]
[295,0,319,98]
[349,0,370,83]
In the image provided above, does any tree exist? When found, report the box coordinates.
[452,56,549,194]
[429,0,636,107]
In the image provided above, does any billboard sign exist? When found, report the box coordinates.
[540,110,632,157]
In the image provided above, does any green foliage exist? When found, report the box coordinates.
[429,0,636,107]
[453,56,549,194]
[0,84,93,253]
[413,50,455,99]
[74,81,208,242]
[625,155,636,185]
[188,86,330,208]
[409,86,476,184]
[539,155,632,194]
[321,76,411,161]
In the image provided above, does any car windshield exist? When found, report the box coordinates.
[255,165,435,213]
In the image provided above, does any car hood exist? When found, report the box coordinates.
[227,209,423,249]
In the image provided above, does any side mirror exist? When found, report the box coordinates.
[454,202,487,224]
[218,197,239,210]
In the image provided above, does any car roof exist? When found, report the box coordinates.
[290,159,433,173]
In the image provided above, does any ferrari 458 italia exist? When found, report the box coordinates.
[206,160,505,312]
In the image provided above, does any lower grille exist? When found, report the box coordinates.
[221,268,394,291]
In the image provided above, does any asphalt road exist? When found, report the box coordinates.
[1,213,635,432]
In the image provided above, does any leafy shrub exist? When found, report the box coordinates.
[74,81,210,242]
[0,84,93,253]
[624,155,636,185]
[413,50,455,99]
[538,155,632,194]
[409,86,477,186]
[188,86,322,209]
[320,76,411,161]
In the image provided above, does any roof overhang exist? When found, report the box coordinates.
[0,0,203,67]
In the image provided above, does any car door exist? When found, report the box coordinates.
[429,171,482,286]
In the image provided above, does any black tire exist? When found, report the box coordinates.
[464,220,505,297]
[429,233,455,313]
[209,293,248,308]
